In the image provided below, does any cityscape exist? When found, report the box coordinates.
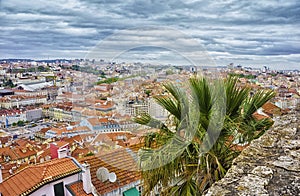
[1,1,300,196]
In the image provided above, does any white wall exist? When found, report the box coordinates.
[30,174,79,196]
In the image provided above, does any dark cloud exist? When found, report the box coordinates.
[0,0,299,68]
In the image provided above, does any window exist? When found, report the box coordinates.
[54,182,65,196]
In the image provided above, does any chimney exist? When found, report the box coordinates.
[57,148,68,159]
[82,162,92,194]
[0,164,3,183]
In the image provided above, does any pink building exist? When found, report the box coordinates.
[50,141,70,159]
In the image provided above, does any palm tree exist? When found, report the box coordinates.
[135,76,275,195]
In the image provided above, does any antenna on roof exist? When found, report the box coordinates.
[96,167,117,183]
[108,172,117,183]
[96,167,109,182]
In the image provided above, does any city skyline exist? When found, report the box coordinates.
[1,0,300,69]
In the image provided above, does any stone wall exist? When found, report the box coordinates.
[205,113,300,196]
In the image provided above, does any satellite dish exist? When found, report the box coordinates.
[96,167,109,182]
[108,172,117,183]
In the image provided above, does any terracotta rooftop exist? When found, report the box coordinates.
[71,147,91,159]
[48,126,91,137]
[66,181,93,196]
[79,148,141,195]
[53,141,69,148]
[63,135,84,144]
[39,127,51,134]
[262,102,281,115]
[15,139,30,147]
[0,158,81,196]
[252,112,270,121]
[0,136,11,146]
[91,133,112,144]
[87,117,117,126]
[73,126,91,132]
[0,147,18,163]
[37,148,51,162]
[13,146,37,159]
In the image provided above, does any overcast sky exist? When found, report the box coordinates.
[0,0,300,69]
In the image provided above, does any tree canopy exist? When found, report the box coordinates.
[135,76,275,195]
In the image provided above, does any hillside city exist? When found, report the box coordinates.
[0,59,299,196]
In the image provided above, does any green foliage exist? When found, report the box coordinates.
[17,120,25,126]
[99,72,106,78]
[166,70,174,75]
[85,152,95,157]
[96,77,118,85]
[145,89,152,96]
[71,64,80,71]
[3,79,15,88]
[37,65,50,72]
[135,75,275,195]
[229,73,256,79]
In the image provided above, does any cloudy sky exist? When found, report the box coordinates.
[0,0,300,69]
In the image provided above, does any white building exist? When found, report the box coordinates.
[149,98,168,120]
[26,108,43,122]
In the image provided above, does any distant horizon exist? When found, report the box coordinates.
[1,57,299,71]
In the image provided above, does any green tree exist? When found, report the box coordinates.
[96,77,119,85]
[145,89,152,97]
[17,120,25,126]
[4,79,15,88]
[135,76,275,195]
[85,152,95,157]
[71,64,80,71]
[37,65,50,72]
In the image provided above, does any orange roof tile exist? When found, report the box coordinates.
[0,158,81,196]
[91,133,112,144]
[262,102,281,115]
[0,147,18,163]
[71,147,91,158]
[66,181,93,196]
[63,135,84,144]
[54,141,69,148]
[73,126,91,132]
[37,148,51,161]
[79,148,141,195]
[87,118,117,126]
[252,112,270,121]
[13,146,37,159]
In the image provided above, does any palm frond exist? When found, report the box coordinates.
[225,76,250,119]
[243,89,276,120]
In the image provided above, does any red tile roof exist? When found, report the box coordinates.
[13,146,37,159]
[66,181,93,196]
[54,141,69,148]
[78,148,141,195]
[71,147,91,158]
[262,102,281,115]
[0,136,11,147]
[252,112,270,121]
[63,135,84,144]
[0,147,18,163]
[87,118,117,126]
[0,158,81,196]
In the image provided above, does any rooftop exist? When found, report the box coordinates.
[0,157,81,196]
[79,148,141,195]
[66,181,93,196]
